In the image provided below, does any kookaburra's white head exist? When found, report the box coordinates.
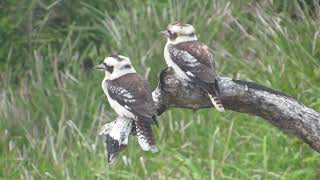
[95,55,136,80]
[161,22,198,44]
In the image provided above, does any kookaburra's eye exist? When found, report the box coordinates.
[168,30,177,40]
[104,63,114,73]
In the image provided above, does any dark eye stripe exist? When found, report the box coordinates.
[169,32,177,40]
[120,64,131,70]
[105,64,114,73]
[106,66,113,73]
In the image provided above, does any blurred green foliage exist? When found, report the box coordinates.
[0,0,320,179]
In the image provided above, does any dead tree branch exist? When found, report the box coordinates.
[152,68,320,152]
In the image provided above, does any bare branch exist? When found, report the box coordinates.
[152,68,320,152]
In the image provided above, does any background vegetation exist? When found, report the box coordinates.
[1,0,320,179]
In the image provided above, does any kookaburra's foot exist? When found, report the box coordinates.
[99,117,133,164]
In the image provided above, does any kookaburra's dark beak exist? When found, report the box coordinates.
[95,63,105,70]
[161,30,170,38]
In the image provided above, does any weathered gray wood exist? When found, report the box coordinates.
[152,68,320,152]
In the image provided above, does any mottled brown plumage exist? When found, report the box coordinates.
[170,41,216,83]
[163,22,225,112]
[106,73,157,147]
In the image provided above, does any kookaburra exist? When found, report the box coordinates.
[161,22,225,112]
[95,55,158,152]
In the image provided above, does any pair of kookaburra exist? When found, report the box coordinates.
[96,22,224,153]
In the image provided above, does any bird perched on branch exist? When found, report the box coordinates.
[161,22,225,112]
[95,55,159,155]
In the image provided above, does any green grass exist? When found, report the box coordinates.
[1,0,320,179]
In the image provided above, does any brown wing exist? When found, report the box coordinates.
[106,73,157,119]
[169,40,217,83]
[106,73,158,149]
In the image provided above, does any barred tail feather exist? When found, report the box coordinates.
[136,118,158,153]
[137,135,158,153]
[209,94,225,112]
